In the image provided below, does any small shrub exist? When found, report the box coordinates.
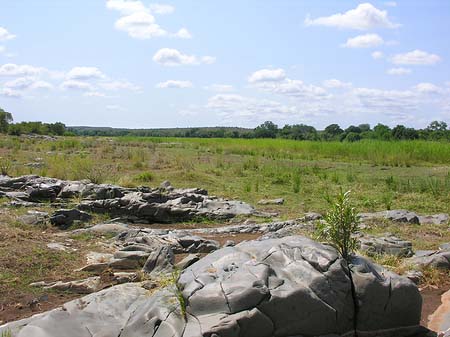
[0,157,11,176]
[316,190,360,260]
[134,171,154,183]
[1,329,12,337]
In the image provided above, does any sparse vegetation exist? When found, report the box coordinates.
[316,190,360,260]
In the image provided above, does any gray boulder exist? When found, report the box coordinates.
[50,209,92,229]
[257,198,284,205]
[358,234,414,257]
[142,245,175,275]
[0,236,426,337]
[409,250,450,270]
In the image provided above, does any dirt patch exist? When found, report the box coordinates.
[420,285,450,328]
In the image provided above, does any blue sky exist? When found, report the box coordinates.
[0,0,449,129]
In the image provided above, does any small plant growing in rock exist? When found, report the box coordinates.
[1,329,12,337]
[159,269,187,320]
[316,190,360,260]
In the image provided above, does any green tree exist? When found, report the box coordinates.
[0,108,13,133]
[254,121,279,138]
[323,124,343,140]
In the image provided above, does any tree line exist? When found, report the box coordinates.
[0,108,65,136]
[1,107,448,141]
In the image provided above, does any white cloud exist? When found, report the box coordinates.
[201,56,216,64]
[0,63,46,77]
[60,80,94,91]
[248,68,286,83]
[414,82,443,94]
[156,80,193,89]
[323,79,352,89]
[106,0,148,14]
[173,28,192,39]
[149,3,175,15]
[0,27,16,41]
[205,84,234,92]
[0,88,21,98]
[0,46,5,54]
[30,80,53,90]
[153,48,215,66]
[206,94,298,123]
[115,12,168,39]
[106,0,191,40]
[391,50,441,65]
[342,33,384,48]
[352,87,418,115]
[372,51,384,60]
[387,67,411,75]
[4,77,36,90]
[305,3,400,30]
[99,80,140,91]
[84,91,107,97]
[66,67,105,80]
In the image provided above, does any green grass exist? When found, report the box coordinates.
[1,135,449,217]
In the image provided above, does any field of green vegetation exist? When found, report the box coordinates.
[1,136,449,217]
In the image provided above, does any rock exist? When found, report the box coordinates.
[50,209,92,229]
[405,270,423,285]
[429,290,450,336]
[175,253,200,270]
[30,277,101,294]
[174,235,220,254]
[418,214,449,225]
[46,243,70,251]
[440,243,450,251]
[358,209,449,225]
[0,236,426,337]
[0,283,149,337]
[358,234,414,257]
[257,198,284,205]
[160,180,174,191]
[303,212,323,221]
[70,222,128,235]
[142,245,174,275]
[18,210,48,225]
[409,250,450,270]
[223,240,235,247]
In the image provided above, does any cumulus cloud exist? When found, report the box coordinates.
[414,82,443,94]
[60,80,94,91]
[372,51,384,60]
[106,0,191,39]
[387,67,411,75]
[153,48,215,66]
[248,68,286,83]
[391,50,441,65]
[0,63,46,77]
[323,79,352,88]
[305,3,400,30]
[206,94,298,123]
[342,33,384,48]
[66,67,105,80]
[249,69,328,100]
[0,27,16,41]
[156,80,193,89]
[0,88,21,98]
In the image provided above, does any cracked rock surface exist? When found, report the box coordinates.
[0,236,426,337]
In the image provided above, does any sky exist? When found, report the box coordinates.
[0,0,449,129]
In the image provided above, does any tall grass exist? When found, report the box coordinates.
[117,137,450,166]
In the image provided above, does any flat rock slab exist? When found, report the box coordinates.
[359,210,449,225]
[428,290,450,335]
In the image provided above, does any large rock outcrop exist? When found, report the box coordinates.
[0,175,256,223]
[0,236,426,337]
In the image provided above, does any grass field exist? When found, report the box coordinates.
[0,136,449,216]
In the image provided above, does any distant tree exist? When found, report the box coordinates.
[280,124,318,140]
[323,124,343,140]
[0,108,13,133]
[344,132,361,142]
[358,124,371,132]
[345,125,362,134]
[48,122,66,136]
[254,121,279,138]
[427,121,448,132]
[392,125,419,140]
[373,123,391,140]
